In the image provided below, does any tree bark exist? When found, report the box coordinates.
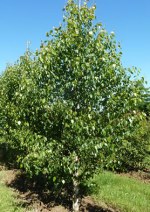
[73,155,80,212]
[73,178,80,212]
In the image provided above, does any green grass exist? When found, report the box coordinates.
[91,171,150,212]
[0,171,24,212]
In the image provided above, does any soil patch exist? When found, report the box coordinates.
[118,170,150,184]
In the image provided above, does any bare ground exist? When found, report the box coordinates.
[118,170,150,184]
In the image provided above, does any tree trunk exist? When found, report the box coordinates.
[73,178,80,212]
[73,155,80,212]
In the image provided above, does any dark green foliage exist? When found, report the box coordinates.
[104,117,150,171]
[138,85,150,116]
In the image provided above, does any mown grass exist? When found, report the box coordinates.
[91,171,150,212]
[0,171,24,212]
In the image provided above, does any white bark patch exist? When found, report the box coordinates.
[73,197,79,212]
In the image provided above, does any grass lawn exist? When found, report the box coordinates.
[0,171,24,212]
[91,171,150,212]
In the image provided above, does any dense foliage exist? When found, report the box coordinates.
[0,0,149,210]
[138,84,150,116]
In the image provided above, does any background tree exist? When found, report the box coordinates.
[138,83,150,116]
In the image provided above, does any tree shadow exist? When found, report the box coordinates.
[7,172,115,212]
[82,204,113,212]
[8,172,72,211]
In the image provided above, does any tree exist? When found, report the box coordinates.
[138,83,150,116]
[0,0,144,211]
[32,0,143,210]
